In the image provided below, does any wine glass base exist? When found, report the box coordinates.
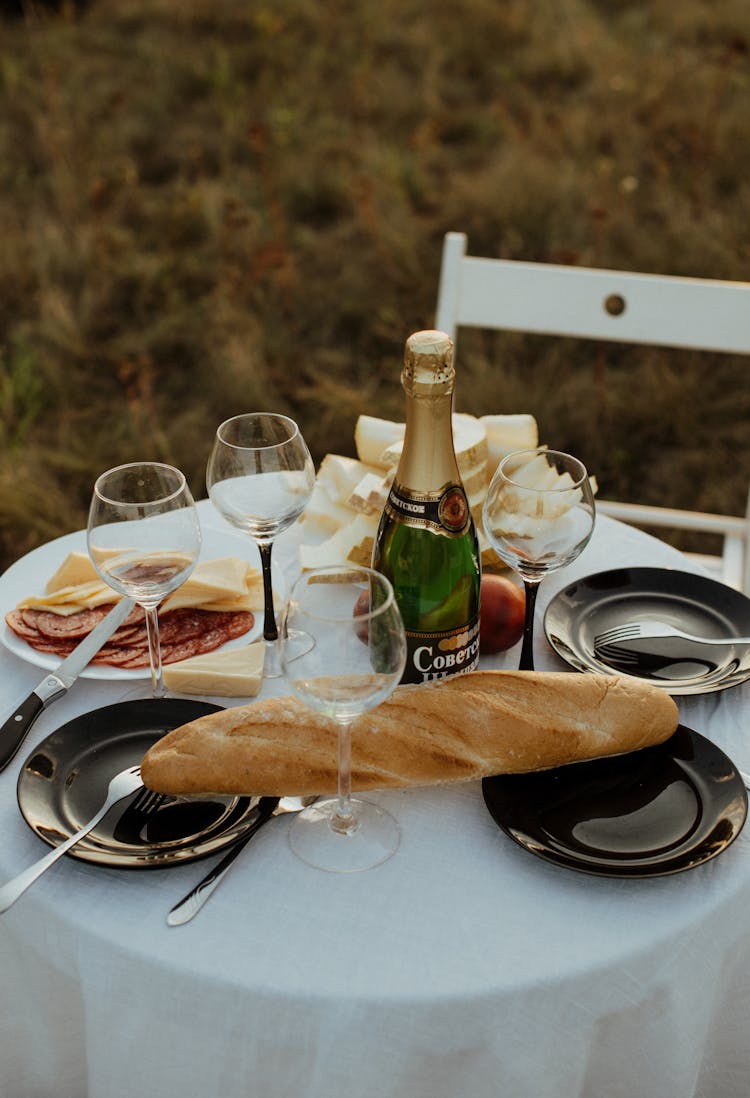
[288,798,400,873]
[264,631,315,678]
[113,681,161,703]
[282,628,315,662]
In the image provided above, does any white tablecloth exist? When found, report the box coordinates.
[1,507,749,1098]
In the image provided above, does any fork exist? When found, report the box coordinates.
[0,764,143,913]
[594,621,750,650]
[113,784,167,843]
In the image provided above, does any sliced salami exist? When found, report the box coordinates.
[6,604,255,670]
[4,610,43,641]
[21,609,47,633]
[91,646,148,667]
[32,607,110,640]
[24,639,78,656]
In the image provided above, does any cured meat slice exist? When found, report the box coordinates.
[91,646,147,667]
[6,604,255,670]
[4,610,42,641]
[32,607,110,639]
[21,609,46,633]
[24,639,78,656]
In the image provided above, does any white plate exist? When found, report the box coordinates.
[0,524,263,680]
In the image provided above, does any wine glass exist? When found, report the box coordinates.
[206,413,316,679]
[482,448,595,671]
[280,565,407,873]
[87,462,202,697]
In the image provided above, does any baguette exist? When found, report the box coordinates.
[140,670,679,796]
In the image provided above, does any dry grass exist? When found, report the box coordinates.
[1,0,749,569]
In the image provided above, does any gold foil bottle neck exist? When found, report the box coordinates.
[402,329,455,395]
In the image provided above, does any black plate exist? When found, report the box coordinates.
[544,567,750,694]
[482,726,747,878]
[17,698,262,868]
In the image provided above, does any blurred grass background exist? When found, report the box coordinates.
[1,0,749,570]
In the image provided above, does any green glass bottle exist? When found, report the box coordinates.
[372,330,481,684]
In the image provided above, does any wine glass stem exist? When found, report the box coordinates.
[331,720,358,836]
[144,605,166,697]
[258,541,278,642]
[519,579,541,672]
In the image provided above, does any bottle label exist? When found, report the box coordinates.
[402,619,480,684]
[384,482,471,537]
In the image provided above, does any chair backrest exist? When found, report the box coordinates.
[436,231,750,353]
[435,231,750,591]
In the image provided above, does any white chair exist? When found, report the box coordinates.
[436,230,750,592]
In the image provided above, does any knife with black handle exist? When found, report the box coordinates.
[0,597,135,770]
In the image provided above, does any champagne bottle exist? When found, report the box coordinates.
[372,329,480,684]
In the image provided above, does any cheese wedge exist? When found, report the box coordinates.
[354,416,405,468]
[345,472,389,515]
[299,513,379,570]
[481,414,539,474]
[316,454,384,504]
[300,411,545,579]
[378,413,488,475]
[302,482,360,536]
[463,463,489,498]
[163,642,264,697]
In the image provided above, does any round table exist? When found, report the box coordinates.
[0,508,748,1098]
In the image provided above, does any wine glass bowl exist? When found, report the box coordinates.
[206,413,316,679]
[280,565,407,872]
[87,462,201,697]
[483,448,595,670]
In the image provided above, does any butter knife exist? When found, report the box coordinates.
[167,796,280,926]
[167,796,318,926]
[0,597,135,771]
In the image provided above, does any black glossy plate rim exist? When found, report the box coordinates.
[482,725,748,878]
[543,566,750,695]
[16,697,262,869]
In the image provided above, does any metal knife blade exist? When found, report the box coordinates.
[166,797,280,926]
[0,596,136,771]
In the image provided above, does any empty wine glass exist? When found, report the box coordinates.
[483,448,595,671]
[206,413,316,679]
[87,462,202,697]
[280,565,407,873]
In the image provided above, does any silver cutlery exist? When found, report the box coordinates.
[594,620,750,651]
[112,784,167,844]
[0,596,136,771]
[0,765,143,913]
[167,795,318,926]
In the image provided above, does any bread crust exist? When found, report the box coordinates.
[141,670,679,796]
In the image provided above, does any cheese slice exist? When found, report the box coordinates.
[18,580,119,613]
[163,642,264,697]
[45,550,121,593]
[161,559,264,612]
[19,555,264,615]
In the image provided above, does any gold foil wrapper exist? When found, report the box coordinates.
[402,329,455,395]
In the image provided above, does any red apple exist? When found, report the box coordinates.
[479,573,526,654]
